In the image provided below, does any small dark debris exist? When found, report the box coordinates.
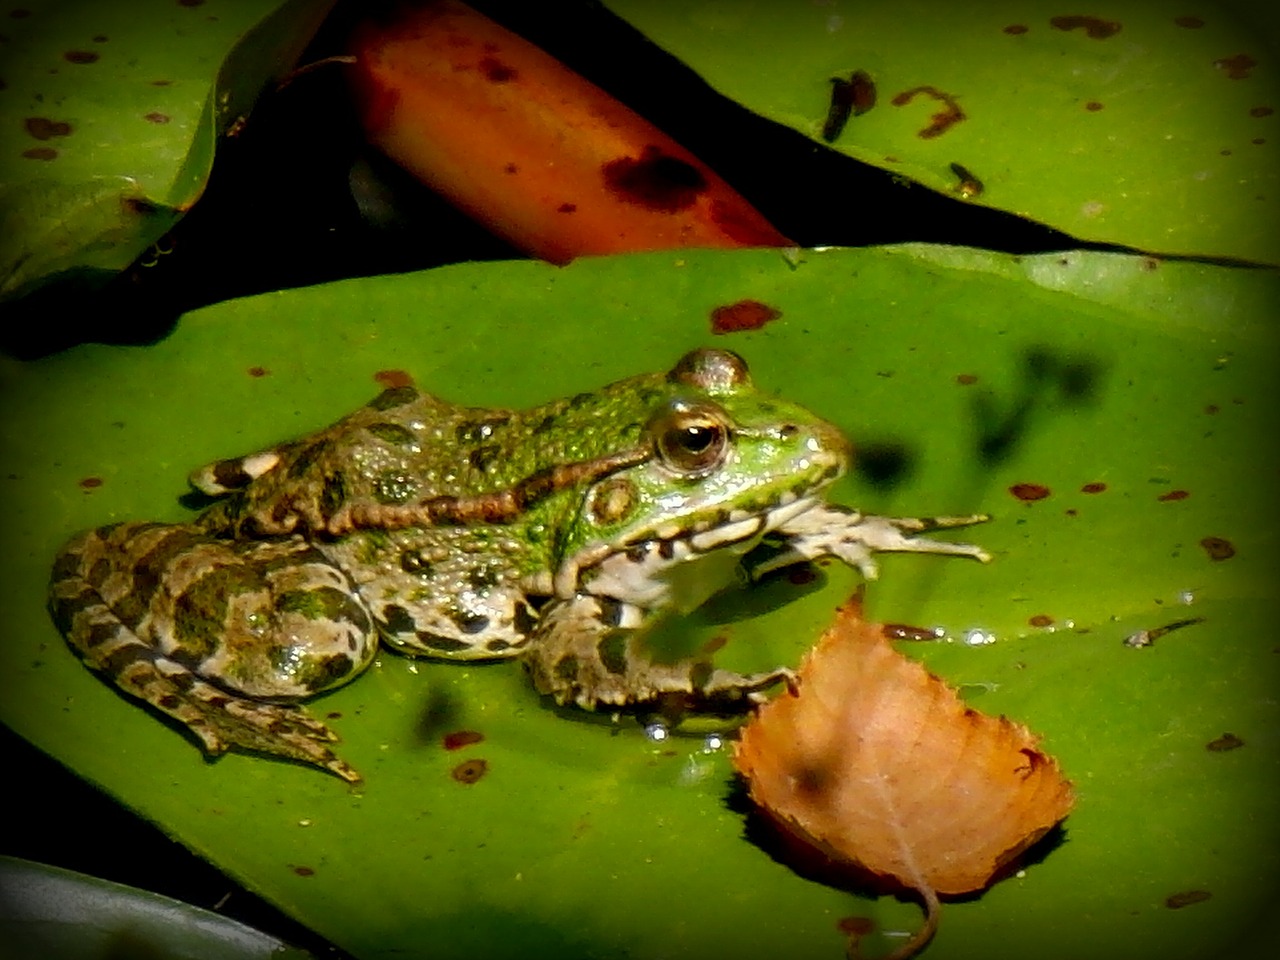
[956,373,979,385]
[1009,482,1051,501]
[1050,15,1122,39]
[179,0,206,7]
[882,623,938,641]
[21,146,57,160]
[1165,890,1212,909]
[557,202,577,213]
[1081,482,1107,494]
[374,369,414,389]
[1158,489,1189,502]
[1206,732,1244,752]
[1003,24,1029,35]
[1214,54,1257,79]
[92,34,108,43]
[442,729,484,751]
[63,50,99,64]
[1200,536,1235,561]
[144,111,169,124]
[602,145,706,213]
[478,56,516,83]
[710,299,782,335]
[1204,403,1219,414]
[325,711,342,720]
[1085,101,1104,111]
[949,162,983,198]
[1250,106,1274,117]
[1174,16,1205,29]
[451,757,488,784]
[292,865,315,877]
[1028,614,1054,628]
[78,476,103,490]
[25,117,71,139]
[1122,616,1206,648]
[247,366,270,378]
[822,70,875,142]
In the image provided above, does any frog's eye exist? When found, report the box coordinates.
[655,408,730,478]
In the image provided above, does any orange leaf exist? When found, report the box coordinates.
[733,595,1074,899]
[346,1,791,264]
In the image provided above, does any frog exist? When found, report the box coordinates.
[49,348,989,783]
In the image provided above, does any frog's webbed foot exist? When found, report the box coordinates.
[523,595,792,712]
[751,503,991,581]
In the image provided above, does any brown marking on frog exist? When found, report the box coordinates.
[1049,15,1122,39]
[602,146,707,213]
[1214,54,1257,79]
[1009,482,1050,501]
[25,117,72,140]
[710,299,783,335]
[890,86,965,139]
[1206,732,1244,752]
[1157,489,1189,502]
[1200,536,1235,561]
[451,757,488,784]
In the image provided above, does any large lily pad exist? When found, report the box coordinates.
[0,0,334,301]
[1,245,1276,959]
[604,0,1280,265]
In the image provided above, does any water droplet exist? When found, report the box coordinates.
[703,733,724,753]
[964,628,996,646]
[644,721,669,742]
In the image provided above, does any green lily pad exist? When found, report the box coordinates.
[1,245,1276,959]
[603,0,1280,265]
[0,0,334,301]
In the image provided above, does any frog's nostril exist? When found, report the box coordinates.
[779,423,799,439]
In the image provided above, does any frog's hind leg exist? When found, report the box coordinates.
[49,524,373,783]
[524,595,792,712]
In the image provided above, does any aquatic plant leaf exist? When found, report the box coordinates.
[734,593,1074,899]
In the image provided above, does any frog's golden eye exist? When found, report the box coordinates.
[655,408,730,477]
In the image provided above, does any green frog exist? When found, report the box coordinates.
[49,349,989,783]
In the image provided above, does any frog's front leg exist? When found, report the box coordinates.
[750,503,991,581]
[49,523,377,783]
[523,595,792,711]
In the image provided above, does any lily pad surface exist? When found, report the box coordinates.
[604,0,1280,264]
[1,245,1277,959]
[0,0,334,301]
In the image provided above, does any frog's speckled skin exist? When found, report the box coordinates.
[49,349,989,782]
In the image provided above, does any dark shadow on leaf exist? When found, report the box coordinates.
[852,441,916,492]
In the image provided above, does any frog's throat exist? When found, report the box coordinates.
[323,444,654,536]
[550,493,821,599]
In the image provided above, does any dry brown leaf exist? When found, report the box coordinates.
[733,593,1074,954]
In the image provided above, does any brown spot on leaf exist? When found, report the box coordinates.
[451,757,488,784]
[79,476,103,490]
[292,865,315,877]
[478,56,516,83]
[602,146,706,213]
[1085,101,1104,111]
[882,623,938,641]
[1250,106,1274,117]
[1050,15,1122,39]
[92,34,108,43]
[63,50,99,64]
[178,0,205,7]
[144,111,169,124]
[1214,54,1257,79]
[1009,482,1050,501]
[1165,890,1212,909]
[442,729,484,751]
[710,299,783,335]
[21,147,57,160]
[374,369,414,389]
[1028,614,1054,628]
[1003,24,1029,35]
[890,85,965,138]
[25,117,71,139]
[1081,482,1107,494]
[247,366,270,378]
[151,79,172,86]
[1174,16,1205,28]
[1204,403,1219,414]
[503,162,517,174]
[1199,536,1235,561]
[557,202,576,213]
[1158,489,1189,502]
[1206,732,1244,752]
[956,373,979,385]
[1252,137,1266,145]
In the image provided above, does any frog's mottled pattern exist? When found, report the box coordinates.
[50,349,990,783]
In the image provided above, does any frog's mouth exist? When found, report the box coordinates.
[551,492,822,600]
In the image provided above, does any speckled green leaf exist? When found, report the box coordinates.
[1,246,1277,959]
[0,0,334,301]
[604,0,1280,265]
